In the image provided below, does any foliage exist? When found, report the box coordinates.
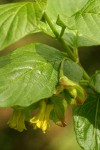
[0,0,100,149]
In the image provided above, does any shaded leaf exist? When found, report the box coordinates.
[50,94,67,126]
[74,92,100,150]
[63,60,83,82]
[89,70,100,94]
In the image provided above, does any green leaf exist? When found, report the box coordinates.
[89,71,100,94]
[50,94,67,126]
[40,0,88,38]
[0,43,83,107]
[73,0,100,47]
[43,0,88,45]
[46,0,88,20]
[59,0,100,47]
[74,92,100,150]
[35,0,47,9]
[0,2,43,51]
[63,60,83,83]
[44,0,100,47]
[0,43,63,107]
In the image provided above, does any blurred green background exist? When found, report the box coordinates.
[0,0,100,150]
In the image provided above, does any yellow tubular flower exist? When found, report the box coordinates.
[30,100,53,133]
[7,109,27,132]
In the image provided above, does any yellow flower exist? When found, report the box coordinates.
[30,100,53,133]
[7,109,26,132]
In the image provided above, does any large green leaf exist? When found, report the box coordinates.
[44,0,100,47]
[67,0,100,47]
[70,0,100,47]
[0,43,62,107]
[89,71,100,94]
[0,43,83,107]
[74,92,100,150]
[0,2,44,51]
[46,0,88,20]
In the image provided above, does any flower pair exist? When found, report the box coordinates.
[7,100,53,133]
[30,100,53,133]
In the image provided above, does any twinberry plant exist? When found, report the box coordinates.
[0,0,100,149]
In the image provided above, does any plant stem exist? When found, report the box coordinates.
[43,12,77,62]
[43,12,59,38]
[79,80,89,86]
[83,69,90,80]
[59,38,77,61]
[44,12,90,81]
[79,63,90,80]
[73,48,79,62]
[60,57,67,77]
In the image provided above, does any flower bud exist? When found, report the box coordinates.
[75,86,87,104]
[59,76,76,87]
[67,88,77,99]
[61,76,87,105]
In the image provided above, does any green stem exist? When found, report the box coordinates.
[43,12,77,62]
[73,48,79,63]
[79,63,90,80]
[44,12,90,81]
[43,12,59,38]
[79,80,89,86]
[83,70,90,80]
[60,57,67,77]
[58,38,77,62]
